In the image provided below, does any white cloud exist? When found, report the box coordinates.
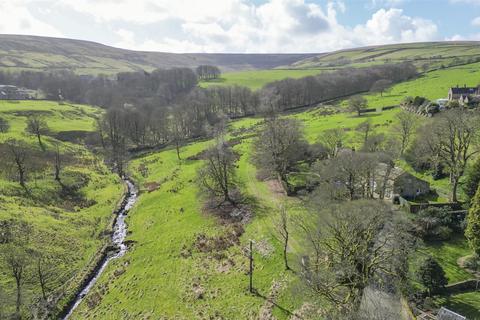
[472,16,480,27]
[0,0,62,37]
[2,0,440,53]
[353,8,437,44]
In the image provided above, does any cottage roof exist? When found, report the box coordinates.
[437,307,466,320]
[450,87,478,95]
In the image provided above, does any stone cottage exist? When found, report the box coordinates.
[376,163,430,200]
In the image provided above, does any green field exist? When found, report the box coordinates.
[0,100,123,316]
[199,68,325,90]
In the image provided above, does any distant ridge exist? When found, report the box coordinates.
[0,34,318,75]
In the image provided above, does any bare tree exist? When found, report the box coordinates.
[356,119,373,145]
[370,79,392,97]
[348,96,368,116]
[275,205,290,270]
[198,141,237,205]
[26,115,49,150]
[1,139,30,188]
[318,128,346,158]
[300,200,407,314]
[53,143,62,182]
[417,110,480,202]
[169,107,186,161]
[0,221,33,318]
[104,108,128,176]
[312,151,380,201]
[393,111,418,156]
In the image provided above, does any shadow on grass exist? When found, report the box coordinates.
[252,290,296,317]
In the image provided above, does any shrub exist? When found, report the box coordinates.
[416,257,448,296]
[414,207,458,241]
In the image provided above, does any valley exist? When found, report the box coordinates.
[1,37,480,320]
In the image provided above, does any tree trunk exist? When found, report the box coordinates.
[452,176,459,203]
[38,260,47,300]
[37,134,44,151]
[15,276,21,318]
[175,140,181,161]
[283,232,290,270]
[249,240,254,293]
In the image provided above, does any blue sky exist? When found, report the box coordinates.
[1,0,479,53]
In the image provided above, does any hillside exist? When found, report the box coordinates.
[0,100,123,317]
[0,35,316,75]
[287,41,480,70]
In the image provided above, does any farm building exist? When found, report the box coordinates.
[0,85,32,100]
[448,85,479,101]
[376,163,430,200]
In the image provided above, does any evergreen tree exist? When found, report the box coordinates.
[416,257,447,296]
[466,186,480,257]
[464,157,480,201]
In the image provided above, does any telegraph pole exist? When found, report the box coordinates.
[249,240,254,294]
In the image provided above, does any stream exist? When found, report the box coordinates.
[62,179,138,319]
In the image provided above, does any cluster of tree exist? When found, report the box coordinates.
[406,109,480,202]
[263,63,417,111]
[247,105,457,317]
[0,115,71,189]
[0,219,69,319]
[401,96,440,116]
[196,65,221,80]
[0,68,199,107]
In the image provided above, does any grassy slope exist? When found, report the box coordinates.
[0,100,123,314]
[199,69,325,90]
[290,42,480,70]
[74,56,480,319]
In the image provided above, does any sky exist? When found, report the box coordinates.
[1,0,480,53]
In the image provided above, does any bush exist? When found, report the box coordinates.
[416,257,448,296]
[414,207,459,241]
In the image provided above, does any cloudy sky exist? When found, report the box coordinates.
[1,0,480,53]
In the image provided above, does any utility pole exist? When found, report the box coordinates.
[249,240,254,294]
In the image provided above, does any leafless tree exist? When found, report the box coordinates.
[1,139,30,188]
[318,128,345,158]
[169,106,187,161]
[348,96,368,116]
[300,200,408,315]
[417,110,480,202]
[198,141,237,205]
[104,108,128,176]
[0,221,33,318]
[26,115,49,150]
[370,79,392,97]
[311,151,380,201]
[253,118,308,190]
[356,119,373,145]
[393,111,418,156]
